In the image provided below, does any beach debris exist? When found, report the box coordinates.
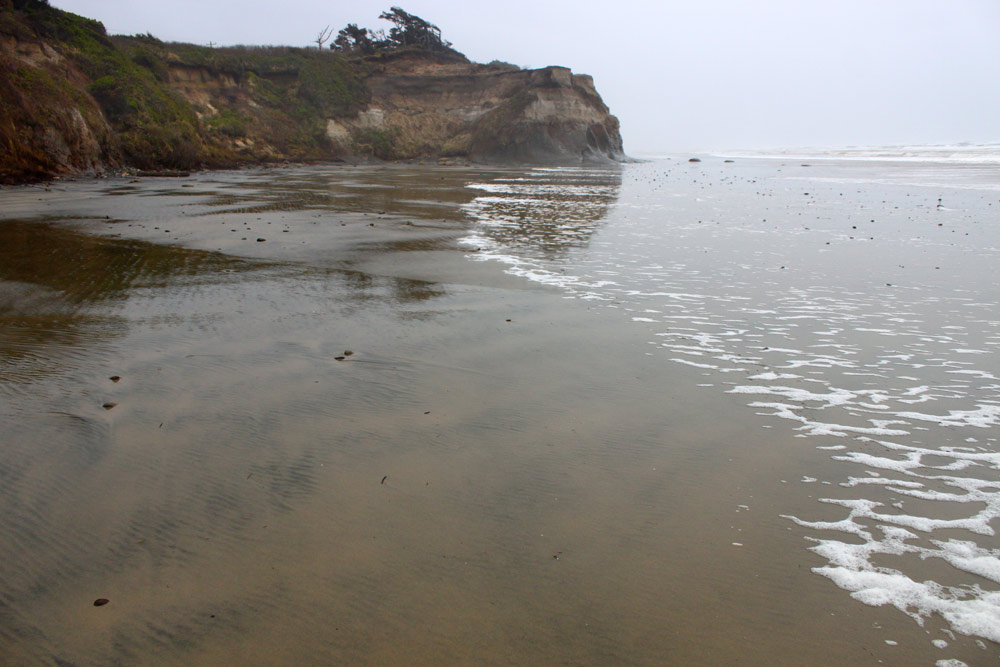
[688,157,701,163]
[256,238,266,242]
[102,402,117,410]
[93,598,109,607]
[109,376,121,383]
[334,356,346,361]
[380,475,388,485]
[343,350,353,356]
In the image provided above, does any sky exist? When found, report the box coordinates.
[50,0,1000,154]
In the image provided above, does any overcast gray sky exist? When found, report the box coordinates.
[51,0,1000,153]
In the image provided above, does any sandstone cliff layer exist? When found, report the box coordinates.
[327,53,624,164]
[0,2,625,183]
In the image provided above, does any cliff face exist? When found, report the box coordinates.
[328,54,624,164]
[0,17,117,181]
[0,3,625,183]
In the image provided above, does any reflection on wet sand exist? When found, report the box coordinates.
[201,167,499,221]
[1,163,980,665]
[463,170,623,259]
[0,165,632,664]
[0,219,247,387]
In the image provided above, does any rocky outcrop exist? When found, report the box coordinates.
[0,2,625,183]
[327,54,624,164]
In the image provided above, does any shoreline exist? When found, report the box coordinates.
[0,161,996,664]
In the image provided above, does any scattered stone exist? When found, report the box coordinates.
[343,350,353,356]
[688,158,701,163]
[93,598,109,607]
[109,376,121,383]
[256,238,266,242]
[102,402,117,410]
[334,356,346,361]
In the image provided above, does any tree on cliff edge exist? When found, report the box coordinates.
[331,7,452,53]
[332,23,379,54]
[378,7,450,50]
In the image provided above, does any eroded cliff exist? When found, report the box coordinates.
[0,2,625,183]
[327,53,623,164]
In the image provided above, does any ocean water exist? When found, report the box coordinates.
[461,153,1000,655]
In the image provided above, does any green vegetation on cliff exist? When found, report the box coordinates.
[0,0,383,181]
[0,2,624,183]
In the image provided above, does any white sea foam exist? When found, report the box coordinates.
[460,161,1000,650]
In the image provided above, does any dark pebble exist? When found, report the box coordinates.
[334,356,345,361]
[109,376,121,383]
[102,402,117,410]
[93,598,109,607]
[257,238,266,242]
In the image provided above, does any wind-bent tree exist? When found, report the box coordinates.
[332,23,380,54]
[330,7,454,54]
[378,7,449,50]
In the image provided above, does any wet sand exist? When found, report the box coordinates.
[0,163,995,664]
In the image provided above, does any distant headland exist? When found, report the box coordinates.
[0,1,626,183]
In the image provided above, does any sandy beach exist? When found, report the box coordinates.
[1,159,997,664]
